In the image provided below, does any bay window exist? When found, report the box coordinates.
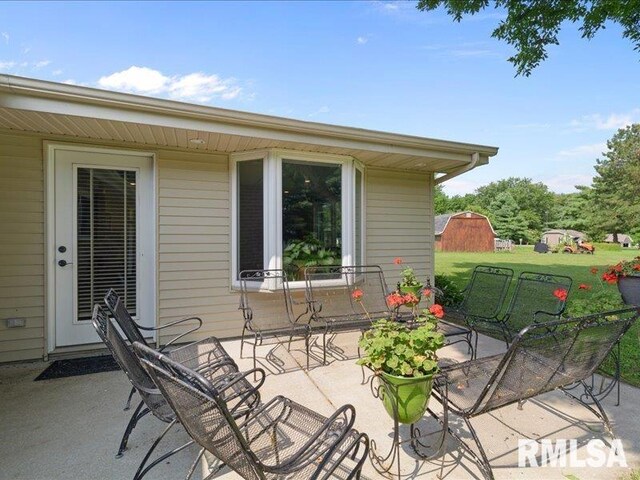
[231,149,364,287]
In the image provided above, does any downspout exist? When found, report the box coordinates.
[433,151,480,185]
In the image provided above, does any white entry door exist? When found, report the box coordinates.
[51,146,155,348]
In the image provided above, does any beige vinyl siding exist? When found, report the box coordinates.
[365,168,433,286]
[0,133,45,362]
[157,150,240,344]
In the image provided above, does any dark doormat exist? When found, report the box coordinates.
[35,355,120,381]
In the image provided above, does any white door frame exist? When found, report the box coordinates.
[45,142,157,353]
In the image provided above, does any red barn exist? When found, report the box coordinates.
[435,212,496,252]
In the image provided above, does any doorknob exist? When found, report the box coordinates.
[58,260,73,267]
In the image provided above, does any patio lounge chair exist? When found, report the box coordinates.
[418,307,639,480]
[239,269,311,375]
[92,304,260,478]
[134,341,370,480]
[104,288,224,410]
[304,265,390,364]
[469,271,573,350]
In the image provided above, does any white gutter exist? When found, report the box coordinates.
[434,152,480,185]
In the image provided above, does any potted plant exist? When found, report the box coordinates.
[357,305,445,424]
[601,256,640,306]
[389,257,427,312]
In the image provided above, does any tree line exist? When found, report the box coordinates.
[435,124,640,245]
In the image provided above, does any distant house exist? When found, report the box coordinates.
[604,234,634,248]
[435,212,496,252]
[541,229,586,247]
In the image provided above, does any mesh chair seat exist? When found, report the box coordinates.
[434,354,505,414]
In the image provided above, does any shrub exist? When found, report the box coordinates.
[434,274,464,307]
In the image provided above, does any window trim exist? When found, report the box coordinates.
[230,149,363,290]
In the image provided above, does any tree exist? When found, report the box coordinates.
[551,190,592,234]
[416,0,640,76]
[489,191,529,242]
[590,124,640,240]
[474,177,555,239]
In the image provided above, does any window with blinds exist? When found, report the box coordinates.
[76,168,137,321]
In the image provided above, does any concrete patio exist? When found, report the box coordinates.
[1,332,638,480]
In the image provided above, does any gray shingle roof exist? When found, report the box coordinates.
[435,214,452,235]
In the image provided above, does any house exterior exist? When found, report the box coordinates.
[604,234,634,248]
[0,74,498,363]
[434,212,496,252]
[541,229,586,247]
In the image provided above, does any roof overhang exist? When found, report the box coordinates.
[0,74,498,174]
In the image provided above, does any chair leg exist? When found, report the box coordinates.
[253,340,258,381]
[116,400,148,458]
[305,334,310,370]
[322,331,327,365]
[124,386,136,411]
[239,326,247,359]
[463,417,495,480]
[133,419,194,480]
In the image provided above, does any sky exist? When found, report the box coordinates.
[1,1,639,195]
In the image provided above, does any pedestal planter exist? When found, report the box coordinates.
[618,275,640,306]
[379,371,434,424]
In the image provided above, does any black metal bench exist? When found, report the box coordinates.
[414,307,639,480]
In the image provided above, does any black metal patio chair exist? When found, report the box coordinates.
[470,271,573,350]
[105,288,221,410]
[239,269,311,374]
[92,304,260,478]
[415,307,639,480]
[440,265,514,331]
[304,265,390,364]
[135,342,370,480]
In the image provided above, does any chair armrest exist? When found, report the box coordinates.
[211,368,266,418]
[533,309,562,323]
[138,316,202,351]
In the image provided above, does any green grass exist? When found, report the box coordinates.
[435,246,640,386]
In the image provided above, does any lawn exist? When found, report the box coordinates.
[435,245,640,387]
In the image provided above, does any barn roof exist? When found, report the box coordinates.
[435,211,496,236]
[542,229,586,238]
[605,234,634,244]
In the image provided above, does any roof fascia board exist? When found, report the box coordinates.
[0,75,498,161]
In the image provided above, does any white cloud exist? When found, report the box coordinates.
[21,46,30,54]
[357,36,368,45]
[34,60,51,69]
[558,142,607,158]
[63,79,77,85]
[97,66,243,103]
[52,69,63,76]
[0,60,16,69]
[540,174,593,193]
[569,109,640,131]
[1,32,8,44]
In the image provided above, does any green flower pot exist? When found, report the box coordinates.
[379,371,434,425]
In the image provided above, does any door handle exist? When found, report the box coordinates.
[58,260,73,267]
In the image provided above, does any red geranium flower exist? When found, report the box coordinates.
[634,264,640,271]
[423,288,432,298]
[351,289,363,301]
[386,292,405,308]
[429,303,444,319]
[393,257,403,265]
[578,283,591,290]
[402,293,420,304]
[553,288,568,301]
[602,272,618,285]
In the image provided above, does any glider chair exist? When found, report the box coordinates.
[92,304,260,477]
[420,308,639,480]
[304,265,390,364]
[135,342,370,480]
[470,271,573,351]
[104,288,227,411]
[239,269,311,375]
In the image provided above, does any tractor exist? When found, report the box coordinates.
[562,237,595,254]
